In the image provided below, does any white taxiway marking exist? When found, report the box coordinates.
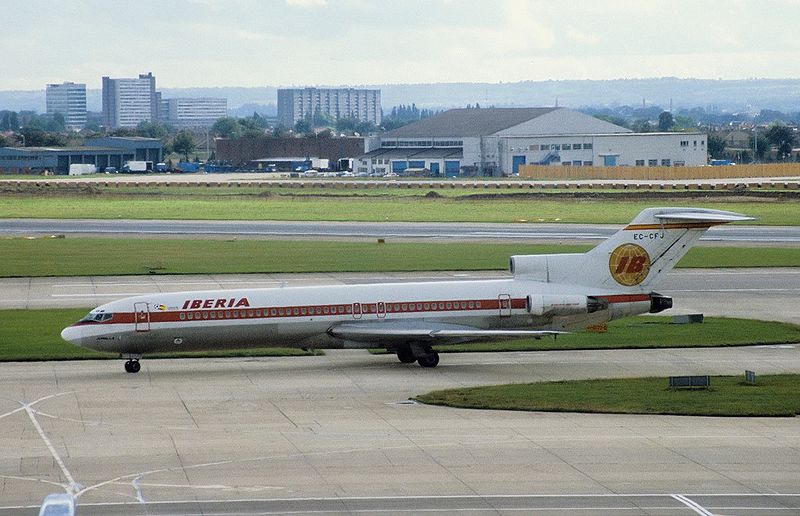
[17,393,80,494]
[671,494,714,516]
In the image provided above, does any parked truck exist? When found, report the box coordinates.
[122,161,153,173]
[68,164,97,175]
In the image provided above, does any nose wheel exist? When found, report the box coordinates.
[122,354,142,373]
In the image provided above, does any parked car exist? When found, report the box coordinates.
[39,493,75,516]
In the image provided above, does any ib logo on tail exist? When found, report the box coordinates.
[609,243,650,286]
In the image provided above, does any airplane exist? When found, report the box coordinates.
[61,207,752,373]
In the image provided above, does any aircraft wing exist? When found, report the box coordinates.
[329,323,564,344]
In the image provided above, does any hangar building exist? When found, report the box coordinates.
[0,137,163,175]
[356,108,707,176]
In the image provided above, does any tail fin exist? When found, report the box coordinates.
[511,207,753,291]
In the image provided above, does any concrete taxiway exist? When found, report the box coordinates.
[1,347,799,515]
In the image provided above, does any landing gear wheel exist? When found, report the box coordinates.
[124,360,141,373]
[417,352,440,368]
[396,347,417,363]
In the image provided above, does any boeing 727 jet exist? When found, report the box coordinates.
[61,207,752,372]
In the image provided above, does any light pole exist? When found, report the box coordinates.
[19,133,25,147]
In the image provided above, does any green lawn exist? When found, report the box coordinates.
[1,238,799,277]
[421,316,800,353]
[414,374,800,417]
[1,195,798,225]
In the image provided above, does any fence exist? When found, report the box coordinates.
[518,163,800,180]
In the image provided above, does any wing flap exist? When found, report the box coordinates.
[329,324,564,342]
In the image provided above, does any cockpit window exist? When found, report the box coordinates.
[79,312,113,323]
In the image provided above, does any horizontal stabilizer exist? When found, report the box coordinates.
[653,210,754,223]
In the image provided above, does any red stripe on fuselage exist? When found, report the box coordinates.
[71,294,650,328]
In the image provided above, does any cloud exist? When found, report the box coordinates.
[286,0,327,6]
[565,27,599,45]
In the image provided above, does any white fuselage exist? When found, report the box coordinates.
[61,277,651,355]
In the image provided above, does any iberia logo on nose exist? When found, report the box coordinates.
[609,243,651,286]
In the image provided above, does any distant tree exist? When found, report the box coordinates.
[657,111,675,132]
[0,134,6,147]
[335,117,358,132]
[312,111,334,128]
[109,127,139,137]
[137,120,169,140]
[20,127,66,147]
[672,114,697,131]
[9,111,19,131]
[172,130,196,161]
[317,128,333,138]
[707,134,727,159]
[211,117,242,138]
[632,119,654,133]
[764,123,796,161]
[294,117,311,134]
[750,132,769,161]
[271,124,288,138]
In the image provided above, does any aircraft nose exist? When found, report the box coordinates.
[61,325,83,346]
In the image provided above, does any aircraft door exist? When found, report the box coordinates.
[498,294,512,318]
[134,302,151,332]
[352,302,362,319]
[376,302,386,318]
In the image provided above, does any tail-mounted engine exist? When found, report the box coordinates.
[526,295,608,316]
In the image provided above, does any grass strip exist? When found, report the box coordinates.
[1,239,799,277]
[0,309,314,362]
[1,196,798,225]
[2,311,797,363]
[414,374,800,417]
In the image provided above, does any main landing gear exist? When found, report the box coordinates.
[123,354,142,373]
[396,344,440,368]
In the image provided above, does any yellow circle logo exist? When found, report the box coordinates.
[609,244,651,286]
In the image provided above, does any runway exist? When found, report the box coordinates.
[2,218,800,244]
[1,347,799,515]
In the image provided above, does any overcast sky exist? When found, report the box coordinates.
[4,0,800,90]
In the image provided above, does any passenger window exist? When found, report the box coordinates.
[180,313,186,320]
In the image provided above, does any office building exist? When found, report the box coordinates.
[45,82,87,130]
[277,88,381,128]
[101,72,157,128]
[164,98,227,128]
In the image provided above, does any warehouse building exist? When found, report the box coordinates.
[216,136,364,170]
[0,137,162,175]
[356,108,707,176]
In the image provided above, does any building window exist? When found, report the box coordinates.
[572,160,582,166]
[583,143,593,150]
[551,144,560,150]
[540,144,550,151]
[573,143,582,149]
[583,161,593,166]
[561,143,571,150]
[661,159,671,166]
[648,159,658,166]
[680,141,689,147]
[562,161,571,166]
[674,161,685,166]
[635,159,645,166]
